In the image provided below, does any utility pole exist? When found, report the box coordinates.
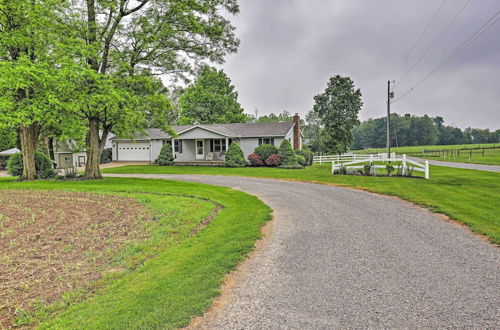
[387,80,394,158]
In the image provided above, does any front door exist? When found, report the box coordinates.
[195,140,204,160]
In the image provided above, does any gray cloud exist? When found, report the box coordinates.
[221,0,500,129]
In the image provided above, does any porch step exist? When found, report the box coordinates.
[174,161,225,166]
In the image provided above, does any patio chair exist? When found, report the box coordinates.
[206,152,214,161]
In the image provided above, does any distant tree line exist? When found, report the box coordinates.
[352,113,500,150]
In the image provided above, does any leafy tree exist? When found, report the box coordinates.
[255,110,293,123]
[156,143,174,166]
[311,75,362,154]
[225,142,245,167]
[0,127,17,151]
[179,66,247,124]
[0,0,80,180]
[68,0,240,179]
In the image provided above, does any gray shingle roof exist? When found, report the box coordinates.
[111,122,295,140]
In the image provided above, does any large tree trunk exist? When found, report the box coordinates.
[84,118,108,180]
[19,123,40,180]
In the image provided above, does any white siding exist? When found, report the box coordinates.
[112,142,117,160]
[174,139,196,161]
[179,127,225,139]
[150,139,164,163]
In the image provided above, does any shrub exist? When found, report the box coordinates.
[156,143,174,166]
[8,152,56,179]
[264,154,281,167]
[296,155,306,167]
[386,164,394,176]
[295,149,313,166]
[247,153,264,166]
[100,148,112,164]
[363,163,372,175]
[7,153,23,177]
[36,152,56,179]
[254,144,278,162]
[278,139,301,168]
[225,142,246,167]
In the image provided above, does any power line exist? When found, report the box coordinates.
[397,0,471,83]
[392,10,500,104]
[392,0,448,80]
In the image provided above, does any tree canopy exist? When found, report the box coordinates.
[308,75,362,154]
[351,113,499,150]
[179,66,247,124]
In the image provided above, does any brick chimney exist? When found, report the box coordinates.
[293,113,301,150]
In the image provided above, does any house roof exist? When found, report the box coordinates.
[111,122,296,140]
[0,147,20,156]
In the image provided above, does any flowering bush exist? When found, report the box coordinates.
[264,154,281,167]
[247,153,264,166]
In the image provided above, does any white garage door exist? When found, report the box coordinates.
[117,142,150,161]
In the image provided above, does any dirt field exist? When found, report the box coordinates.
[0,189,149,328]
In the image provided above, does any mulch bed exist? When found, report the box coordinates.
[0,189,149,328]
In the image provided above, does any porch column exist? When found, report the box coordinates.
[171,139,175,160]
[225,137,229,151]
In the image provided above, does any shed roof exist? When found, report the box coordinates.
[0,147,20,156]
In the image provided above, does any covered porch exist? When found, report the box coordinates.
[171,126,234,164]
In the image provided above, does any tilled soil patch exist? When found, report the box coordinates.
[0,189,149,328]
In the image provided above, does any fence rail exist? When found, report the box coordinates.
[331,154,429,179]
[313,153,396,164]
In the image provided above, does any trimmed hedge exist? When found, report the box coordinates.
[225,142,246,167]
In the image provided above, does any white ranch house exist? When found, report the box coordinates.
[111,116,302,165]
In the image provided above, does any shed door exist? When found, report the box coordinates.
[117,142,150,161]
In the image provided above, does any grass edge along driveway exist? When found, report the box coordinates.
[0,177,271,329]
[104,164,500,245]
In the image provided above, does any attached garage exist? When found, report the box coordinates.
[116,142,151,161]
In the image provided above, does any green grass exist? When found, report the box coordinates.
[0,177,271,329]
[356,143,500,165]
[104,164,500,244]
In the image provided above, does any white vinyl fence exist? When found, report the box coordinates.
[331,154,430,179]
[313,153,396,164]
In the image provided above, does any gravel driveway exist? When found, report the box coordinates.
[108,174,499,329]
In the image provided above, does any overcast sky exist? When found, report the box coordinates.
[221,0,500,130]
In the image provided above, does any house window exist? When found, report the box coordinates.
[258,138,275,146]
[210,139,227,152]
[174,140,183,153]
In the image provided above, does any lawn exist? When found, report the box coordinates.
[104,164,500,244]
[356,143,500,165]
[0,177,271,329]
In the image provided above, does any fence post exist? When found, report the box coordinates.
[353,153,357,161]
[402,154,406,176]
[319,155,322,164]
[425,161,429,179]
[331,161,335,175]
